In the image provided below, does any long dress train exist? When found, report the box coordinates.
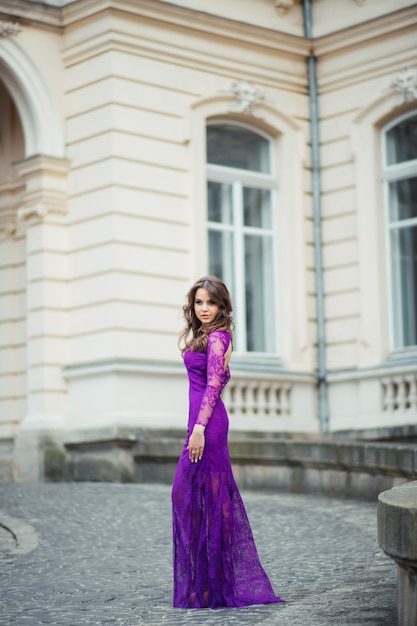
[172,330,285,608]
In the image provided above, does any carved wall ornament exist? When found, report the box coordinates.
[0,21,21,37]
[17,204,49,221]
[0,220,16,237]
[5,221,16,236]
[274,0,294,16]
[227,80,265,117]
[390,67,417,107]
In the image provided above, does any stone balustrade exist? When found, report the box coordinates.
[378,481,417,626]
[382,372,417,413]
[223,378,292,417]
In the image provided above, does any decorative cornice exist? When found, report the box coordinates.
[0,0,61,31]
[314,4,417,57]
[274,0,294,16]
[390,67,417,107]
[0,20,21,37]
[62,0,309,59]
[226,80,265,117]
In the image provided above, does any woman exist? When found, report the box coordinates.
[172,276,285,609]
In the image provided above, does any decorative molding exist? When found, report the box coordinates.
[390,67,417,107]
[14,156,70,224]
[0,38,66,158]
[17,204,49,221]
[274,0,294,16]
[226,80,265,117]
[0,21,21,38]
[0,220,16,237]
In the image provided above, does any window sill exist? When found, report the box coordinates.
[386,346,417,367]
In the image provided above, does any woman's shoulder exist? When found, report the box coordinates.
[207,329,231,346]
[208,328,230,338]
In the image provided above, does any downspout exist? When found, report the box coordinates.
[302,0,329,433]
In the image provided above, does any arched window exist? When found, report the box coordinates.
[206,123,277,354]
[383,112,417,351]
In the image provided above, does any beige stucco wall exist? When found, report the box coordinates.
[59,0,315,438]
[317,3,417,370]
[0,0,416,479]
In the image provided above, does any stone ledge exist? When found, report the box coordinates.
[135,437,417,477]
[28,428,417,500]
[378,481,417,626]
[133,436,417,500]
[378,481,417,562]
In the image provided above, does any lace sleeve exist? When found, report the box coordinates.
[195,330,231,428]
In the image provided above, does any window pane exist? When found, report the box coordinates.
[207,181,233,224]
[389,177,417,222]
[207,124,270,173]
[386,115,417,165]
[244,235,275,352]
[390,226,417,348]
[208,229,235,301]
[243,187,272,228]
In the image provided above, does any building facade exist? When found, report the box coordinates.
[0,0,416,481]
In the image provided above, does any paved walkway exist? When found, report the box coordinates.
[0,483,396,626]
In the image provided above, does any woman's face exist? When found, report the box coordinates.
[194,287,220,325]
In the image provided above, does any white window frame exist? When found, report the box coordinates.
[206,120,280,356]
[382,110,417,354]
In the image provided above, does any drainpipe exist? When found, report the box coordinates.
[302,0,329,433]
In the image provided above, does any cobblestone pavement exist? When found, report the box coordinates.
[0,483,396,626]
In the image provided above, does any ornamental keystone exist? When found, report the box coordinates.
[390,67,417,106]
[0,21,21,37]
[227,80,265,117]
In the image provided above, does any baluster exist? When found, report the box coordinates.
[234,380,246,418]
[257,382,268,416]
[382,378,394,412]
[393,379,399,411]
[222,385,232,413]
[269,383,281,415]
[281,384,292,415]
[245,382,257,416]
[407,375,417,411]
[397,378,407,412]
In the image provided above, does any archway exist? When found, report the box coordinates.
[0,36,65,158]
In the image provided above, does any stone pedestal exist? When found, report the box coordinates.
[378,480,417,626]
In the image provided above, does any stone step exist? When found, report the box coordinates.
[133,435,417,500]
[28,428,417,500]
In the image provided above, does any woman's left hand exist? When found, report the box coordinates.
[188,424,205,462]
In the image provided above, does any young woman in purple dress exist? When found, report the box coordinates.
[172,276,285,609]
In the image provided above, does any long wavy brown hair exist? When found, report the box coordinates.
[179,276,234,354]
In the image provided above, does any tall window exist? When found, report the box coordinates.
[206,123,277,354]
[383,112,417,350]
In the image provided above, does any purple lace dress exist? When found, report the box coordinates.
[172,330,285,608]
